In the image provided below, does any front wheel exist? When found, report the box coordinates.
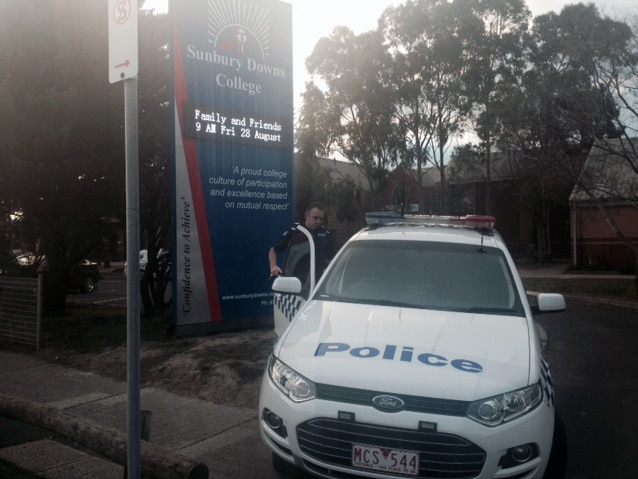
[81,276,96,294]
[543,412,567,478]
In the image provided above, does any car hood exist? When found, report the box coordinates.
[275,300,533,401]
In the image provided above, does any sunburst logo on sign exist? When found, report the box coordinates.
[208,0,271,59]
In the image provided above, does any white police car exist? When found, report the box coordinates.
[260,213,566,479]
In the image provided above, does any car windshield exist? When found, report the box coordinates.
[314,240,524,316]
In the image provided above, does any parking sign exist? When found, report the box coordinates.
[108,0,138,83]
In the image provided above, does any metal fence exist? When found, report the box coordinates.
[0,275,42,350]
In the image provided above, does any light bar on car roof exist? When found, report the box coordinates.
[366,212,496,229]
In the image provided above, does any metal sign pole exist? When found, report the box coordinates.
[108,0,140,475]
[125,76,141,478]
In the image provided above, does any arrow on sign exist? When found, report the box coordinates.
[115,60,131,69]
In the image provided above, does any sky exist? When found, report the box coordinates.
[142,0,635,111]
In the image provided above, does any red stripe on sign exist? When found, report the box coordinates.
[172,15,222,322]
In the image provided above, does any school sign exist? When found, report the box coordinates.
[171,0,293,335]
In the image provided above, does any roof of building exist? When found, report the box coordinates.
[308,156,371,190]
[447,150,522,184]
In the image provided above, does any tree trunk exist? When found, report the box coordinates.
[535,217,547,263]
[439,142,448,215]
[42,272,68,315]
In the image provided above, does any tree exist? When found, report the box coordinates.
[461,0,530,215]
[295,82,367,225]
[0,0,125,312]
[489,4,630,262]
[380,0,473,214]
[567,11,638,281]
[305,27,401,209]
[0,1,172,313]
[295,82,339,214]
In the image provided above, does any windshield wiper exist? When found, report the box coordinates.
[317,295,416,308]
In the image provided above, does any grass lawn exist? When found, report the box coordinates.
[523,277,638,302]
[40,305,171,352]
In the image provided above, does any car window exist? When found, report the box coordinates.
[315,240,524,316]
[282,231,312,296]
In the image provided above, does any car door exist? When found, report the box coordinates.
[272,225,315,336]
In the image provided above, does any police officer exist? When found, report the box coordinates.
[268,203,333,287]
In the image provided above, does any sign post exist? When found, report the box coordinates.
[108,0,140,477]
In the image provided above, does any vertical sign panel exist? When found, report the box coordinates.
[171,0,293,335]
[108,0,138,83]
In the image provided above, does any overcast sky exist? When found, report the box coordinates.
[143,0,635,111]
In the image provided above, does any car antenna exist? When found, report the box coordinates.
[477,229,487,253]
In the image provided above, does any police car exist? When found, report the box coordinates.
[260,213,567,479]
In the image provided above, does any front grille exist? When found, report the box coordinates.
[317,384,469,416]
[297,418,485,479]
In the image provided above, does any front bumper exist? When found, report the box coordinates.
[259,374,555,479]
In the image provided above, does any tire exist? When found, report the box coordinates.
[82,276,96,294]
[272,452,299,476]
[543,412,567,479]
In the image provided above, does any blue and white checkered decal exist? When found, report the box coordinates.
[540,356,555,408]
[274,293,304,323]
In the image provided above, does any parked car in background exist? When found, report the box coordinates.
[125,249,171,277]
[68,259,101,293]
[14,254,101,294]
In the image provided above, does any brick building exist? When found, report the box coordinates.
[569,139,638,272]
[381,159,570,260]
[299,152,577,262]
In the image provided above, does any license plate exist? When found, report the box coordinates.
[352,443,419,476]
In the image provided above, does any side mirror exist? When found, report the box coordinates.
[533,293,566,315]
[272,276,302,294]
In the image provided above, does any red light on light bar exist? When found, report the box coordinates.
[449,215,496,229]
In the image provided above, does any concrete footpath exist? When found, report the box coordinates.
[0,350,280,479]
[0,262,635,478]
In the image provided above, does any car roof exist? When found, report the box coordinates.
[350,213,508,250]
[351,224,503,248]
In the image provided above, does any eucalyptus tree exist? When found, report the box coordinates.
[554,7,638,278]
[575,10,638,178]
[525,4,625,148]
[305,27,402,209]
[293,82,360,224]
[295,82,337,212]
[379,0,474,214]
[461,0,530,214]
[605,14,638,147]
[493,3,631,262]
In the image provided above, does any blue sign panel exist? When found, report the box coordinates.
[171,0,293,334]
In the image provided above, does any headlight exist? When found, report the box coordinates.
[268,356,317,402]
[468,383,542,426]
